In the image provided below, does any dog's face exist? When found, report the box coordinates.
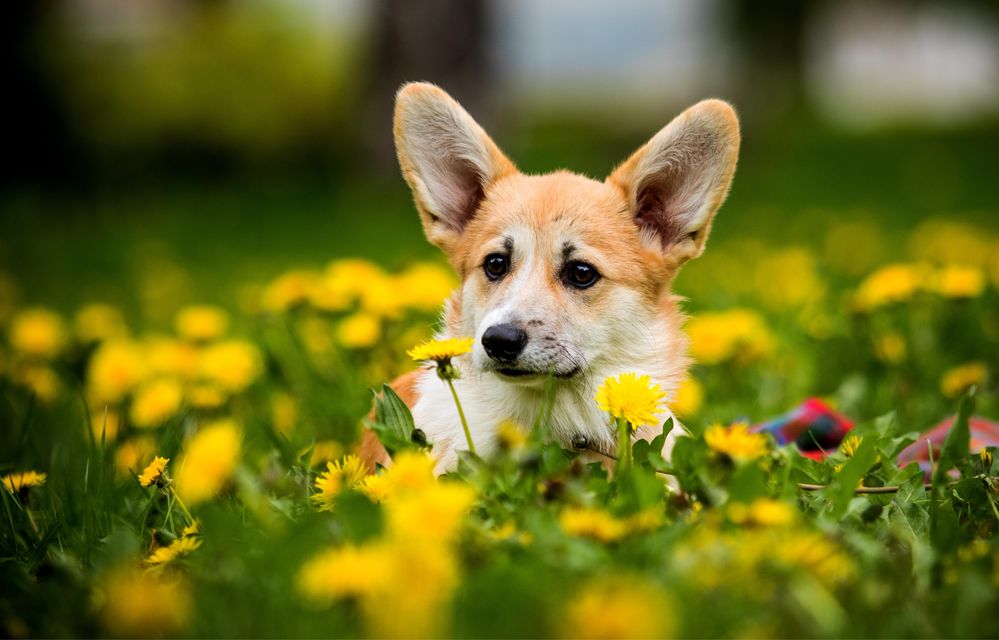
[394,83,740,385]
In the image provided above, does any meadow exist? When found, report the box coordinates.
[1,121,998,638]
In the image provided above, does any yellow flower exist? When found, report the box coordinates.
[686,308,775,365]
[335,312,381,349]
[909,219,991,268]
[146,536,201,566]
[11,363,61,403]
[87,340,148,404]
[90,409,122,442]
[840,434,862,457]
[385,481,477,544]
[670,376,703,419]
[496,419,528,451]
[296,543,393,602]
[383,450,437,493]
[704,421,769,462]
[729,498,797,527]
[980,448,993,469]
[559,506,627,543]
[144,337,199,380]
[174,419,242,505]
[753,247,826,310]
[99,567,191,637]
[407,336,474,365]
[261,270,319,313]
[182,521,201,537]
[115,436,156,476]
[873,332,906,364]
[941,362,987,398]
[311,455,368,511]
[394,262,456,311]
[270,391,297,437]
[360,271,408,318]
[175,305,230,342]
[359,473,393,503]
[138,456,170,488]
[130,378,184,428]
[563,576,674,639]
[9,308,67,359]
[199,340,263,393]
[853,263,926,312]
[595,372,665,429]
[187,383,227,410]
[932,264,986,299]
[2,470,46,493]
[302,440,343,468]
[74,304,128,343]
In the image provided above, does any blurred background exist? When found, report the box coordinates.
[4,0,998,313]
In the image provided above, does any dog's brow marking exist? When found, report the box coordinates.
[502,236,513,254]
[561,242,576,262]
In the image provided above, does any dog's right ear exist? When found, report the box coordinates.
[394,83,517,253]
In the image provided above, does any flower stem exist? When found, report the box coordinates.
[616,416,632,471]
[445,378,476,455]
[169,487,196,526]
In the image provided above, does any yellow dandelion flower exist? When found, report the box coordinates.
[747,499,796,527]
[382,450,436,493]
[146,536,201,566]
[115,436,156,476]
[9,307,67,359]
[89,409,121,442]
[335,312,381,349]
[384,481,477,544]
[840,434,862,457]
[175,305,230,342]
[407,336,474,365]
[563,576,674,639]
[87,340,148,404]
[130,378,184,428]
[941,362,987,398]
[932,264,986,299]
[394,262,456,311]
[873,332,906,364]
[2,470,46,493]
[182,521,201,537]
[853,263,926,312]
[670,376,704,419]
[302,440,343,468]
[99,567,191,637]
[11,363,61,403]
[173,419,242,505]
[74,304,128,343]
[187,382,227,410]
[559,506,627,543]
[144,337,199,380]
[261,270,319,313]
[297,543,393,603]
[360,271,407,318]
[704,421,769,462]
[359,473,393,503]
[686,308,775,365]
[595,372,665,429]
[496,419,528,451]
[311,455,368,511]
[199,340,263,393]
[270,391,297,437]
[138,456,170,488]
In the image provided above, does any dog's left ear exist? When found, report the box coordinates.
[608,99,740,265]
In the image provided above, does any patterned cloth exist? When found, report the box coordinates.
[751,398,999,466]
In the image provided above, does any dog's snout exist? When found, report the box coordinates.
[482,323,528,362]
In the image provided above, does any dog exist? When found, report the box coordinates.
[360,82,740,474]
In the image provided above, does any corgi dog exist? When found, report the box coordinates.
[360,82,740,474]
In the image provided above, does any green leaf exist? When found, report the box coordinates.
[367,385,420,454]
[822,435,879,519]
[934,389,975,485]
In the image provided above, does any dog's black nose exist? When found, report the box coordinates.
[482,323,527,362]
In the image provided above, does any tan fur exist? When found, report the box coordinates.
[358,82,740,473]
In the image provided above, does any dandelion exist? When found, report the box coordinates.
[145,337,199,380]
[840,434,862,457]
[87,340,148,404]
[186,383,226,410]
[130,378,184,428]
[359,473,393,503]
[873,332,906,364]
[11,364,61,403]
[173,419,242,505]
[297,543,393,602]
[181,521,201,537]
[704,421,769,463]
[261,270,319,313]
[408,337,476,454]
[114,436,156,477]
[686,308,775,365]
[2,471,46,495]
[270,391,298,437]
[670,376,703,419]
[729,499,797,527]
[311,455,368,511]
[303,440,343,468]
[89,409,122,442]
[940,362,986,398]
[384,481,477,544]
[146,536,202,567]
[563,576,674,639]
[932,264,986,299]
[496,419,528,451]
[138,456,170,488]
[74,304,128,343]
[335,312,381,349]
[9,308,67,359]
[596,372,665,467]
[559,506,627,543]
[99,567,191,637]
[853,263,926,312]
[175,305,230,342]
[395,262,456,311]
[199,340,263,393]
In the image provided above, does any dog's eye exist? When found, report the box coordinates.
[563,261,600,289]
[483,253,509,281]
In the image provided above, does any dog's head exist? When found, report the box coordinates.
[394,83,740,384]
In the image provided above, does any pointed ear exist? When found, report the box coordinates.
[394,82,517,253]
[608,99,740,265]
